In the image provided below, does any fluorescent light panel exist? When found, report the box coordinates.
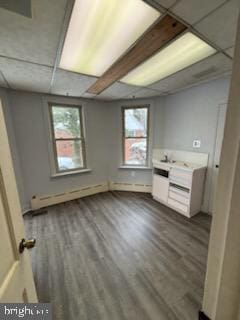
[60,0,161,77]
[121,32,217,86]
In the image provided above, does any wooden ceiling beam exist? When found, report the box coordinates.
[87,14,187,95]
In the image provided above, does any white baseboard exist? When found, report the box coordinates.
[109,181,152,193]
[31,182,109,210]
[30,181,152,210]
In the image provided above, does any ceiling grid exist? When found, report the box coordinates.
[0,0,238,100]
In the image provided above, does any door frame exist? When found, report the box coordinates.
[208,102,227,214]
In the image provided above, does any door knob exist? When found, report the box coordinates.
[215,164,219,168]
[19,238,36,254]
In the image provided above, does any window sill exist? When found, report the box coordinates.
[119,166,152,170]
[51,168,92,178]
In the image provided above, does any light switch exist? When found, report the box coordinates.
[193,140,201,148]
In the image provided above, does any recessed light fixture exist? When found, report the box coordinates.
[59,0,161,77]
[121,32,217,86]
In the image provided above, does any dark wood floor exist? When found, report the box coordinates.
[24,191,211,320]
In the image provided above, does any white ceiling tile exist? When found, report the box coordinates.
[153,0,177,9]
[51,69,97,97]
[124,88,163,99]
[150,53,232,93]
[0,0,67,66]
[0,58,53,93]
[171,0,226,25]
[194,0,239,49]
[225,47,235,58]
[98,82,140,99]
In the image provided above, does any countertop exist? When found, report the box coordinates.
[152,159,207,172]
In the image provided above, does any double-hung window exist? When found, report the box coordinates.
[49,104,86,173]
[122,106,149,167]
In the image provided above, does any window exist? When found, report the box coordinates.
[49,104,86,173]
[122,106,149,166]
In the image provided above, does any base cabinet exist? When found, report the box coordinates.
[152,175,169,203]
[152,165,206,218]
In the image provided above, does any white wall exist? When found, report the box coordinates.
[1,75,231,213]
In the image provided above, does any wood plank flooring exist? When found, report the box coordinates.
[24,191,211,320]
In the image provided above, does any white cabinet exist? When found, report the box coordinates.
[152,175,169,203]
[152,162,206,218]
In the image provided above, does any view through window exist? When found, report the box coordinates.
[49,104,86,172]
[122,106,149,166]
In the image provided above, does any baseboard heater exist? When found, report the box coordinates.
[31,181,152,210]
[109,182,152,193]
[31,182,109,210]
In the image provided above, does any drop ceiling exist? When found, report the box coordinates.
[0,0,238,100]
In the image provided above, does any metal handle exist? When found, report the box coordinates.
[19,238,36,254]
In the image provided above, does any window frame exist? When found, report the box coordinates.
[121,105,150,167]
[48,103,87,174]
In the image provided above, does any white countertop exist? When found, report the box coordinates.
[152,159,206,172]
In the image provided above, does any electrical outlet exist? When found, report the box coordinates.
[193,140,201,148]
[131,171,135,177]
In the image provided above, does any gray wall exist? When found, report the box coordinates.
[160,77,231,212]
[105,76,231,213]
[4,90,110,211]
[1,75,231,213]
[106,97,165,185]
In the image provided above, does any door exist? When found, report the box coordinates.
[209,103,228,214]
[152,174,169,203]
[0,99,37,302]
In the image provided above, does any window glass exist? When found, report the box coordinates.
[50,105,86,173]
[123,107,149,166]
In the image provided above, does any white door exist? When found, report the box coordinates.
[209,103,228,214]
[0,99,37,302]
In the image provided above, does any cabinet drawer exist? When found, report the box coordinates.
[170,168,192,187]
[169,191,190,205]
[168,198,189,214]
[170,168,192,180]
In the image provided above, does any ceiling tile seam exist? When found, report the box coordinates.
[0,69,11,89]
[191,0,231,27]
[0,54,53,69]
[168,0,182,10]
[146,0,180,12]
[168,70,232,94]
[148,52,232,88]
[166,10,234,54]
[188,25,234,56]
[143,0,166,13]
[48,0,75,94]
[119,87,163,100]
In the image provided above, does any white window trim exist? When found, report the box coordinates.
[121,104,152,168]
[42,97,91,177]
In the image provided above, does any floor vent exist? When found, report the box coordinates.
[31,182,109,210]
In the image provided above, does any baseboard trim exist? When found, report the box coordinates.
[31,182,109,210]
[109,181,152,193]
[199,311,211,320]
[30,181,152,210]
